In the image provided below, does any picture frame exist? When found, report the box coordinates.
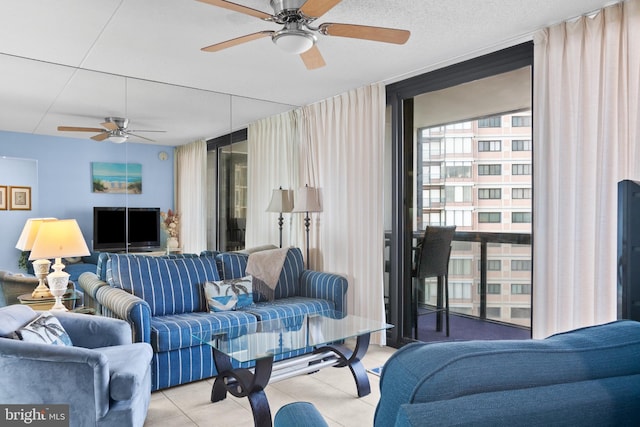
[91,162,142,194]
[0,185,6,210]
[9,186,31,210]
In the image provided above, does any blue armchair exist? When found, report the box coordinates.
[0,305,153,427]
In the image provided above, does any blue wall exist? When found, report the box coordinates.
[0,130,174,272]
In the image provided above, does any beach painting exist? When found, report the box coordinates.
[91,162,142,194]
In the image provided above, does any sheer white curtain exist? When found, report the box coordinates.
[301,83,386,344]
[246,110,301,249]
[533,0,640,338]
[175,139,208,254]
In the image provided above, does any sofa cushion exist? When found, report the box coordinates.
[99,342,153,401]
[203,276,254,312]
[149,310,258,352]
[107,254,220,316]
[240,296,334,321]
[394,375,640,427]
[216,252,249,280]
[217,248,305,301]
[375,320,640,427]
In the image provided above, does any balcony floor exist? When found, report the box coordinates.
[415,310,531,342]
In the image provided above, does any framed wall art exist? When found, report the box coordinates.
[0,185,6,210]
[9,186,31,210]
[91,162,142,194]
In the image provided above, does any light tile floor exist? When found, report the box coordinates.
[144,342,396,427]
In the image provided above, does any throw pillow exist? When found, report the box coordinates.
[13,312,73,346]
[203,275,253,312]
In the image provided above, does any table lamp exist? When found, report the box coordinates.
[15,217,58,298]
[292,185,322,268]
[266,187,293,248]
[29,219,90,311]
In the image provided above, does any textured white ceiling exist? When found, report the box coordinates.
[0,0,619,146]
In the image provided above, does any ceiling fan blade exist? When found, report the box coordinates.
[300,0,341,18]
[57,126,105,132]
[196,0,272,20]
[101,121,119,131]
[202,31,274,52]
[320,23,410,44]
[127,132,156,142]
[91,133,110,142]
[300,45,326,70]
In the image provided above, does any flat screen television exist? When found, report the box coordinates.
[93,207,161,252]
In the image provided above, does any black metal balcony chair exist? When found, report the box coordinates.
[412,225,456,339]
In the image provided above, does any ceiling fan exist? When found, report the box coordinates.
[198,0,411,70]
[57,117,165,143]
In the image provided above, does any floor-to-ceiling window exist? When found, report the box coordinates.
[384,42,534,345]
[206,130,248,252]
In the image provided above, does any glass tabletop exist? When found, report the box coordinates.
[192,310,393,363]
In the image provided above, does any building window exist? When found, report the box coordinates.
[512,139,531,151]
[479,212,501,223]
[512,116,531,127]
[511,307,531,319]
[478,116,502,128]
[487,283,501,294]
[478,188,501,199]
[445,137,472,154]
[444,162,472,178]
[446,186,472,202]
[512,164,531,175]
[512,188,532,199]
[423,139,443,157]
[487,307,501,318]
[449,282,472,300]
[511,260,531,271]
[478,164,502,175]
[486,260,502,271]
[478,140,501,152]
[512,212,532,223]
[511,284,531,294]
[445,210,473,226]
[449,259,472,275]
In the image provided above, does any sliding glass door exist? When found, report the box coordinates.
[384,43,534,345]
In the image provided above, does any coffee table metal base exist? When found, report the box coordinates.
[209,333,373,427]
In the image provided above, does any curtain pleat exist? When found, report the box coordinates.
[246,110,301,249]
[532,0,640,338]
[301,83,386,344]
[175,139,207,254]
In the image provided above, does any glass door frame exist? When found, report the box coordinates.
[385,42,534,346]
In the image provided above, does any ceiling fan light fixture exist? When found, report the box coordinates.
[109,131,128,144]
[272,29,316,54]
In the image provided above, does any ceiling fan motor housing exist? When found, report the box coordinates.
[269,0,309,20]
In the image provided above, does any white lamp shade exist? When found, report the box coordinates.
[273,32,315,54]
[28,219,90,260]
[266,188,294,213]
[292,186,322,213]
[15,218,58,251]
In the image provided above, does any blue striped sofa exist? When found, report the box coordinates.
[78,247,348,391]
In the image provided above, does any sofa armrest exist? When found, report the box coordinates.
[95,286,151,344]
[299,270,348,314]
[0,337,112,419]
[78,272,110,313]
[53,311,133,348]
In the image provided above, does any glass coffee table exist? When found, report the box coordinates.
[193,311,393,427]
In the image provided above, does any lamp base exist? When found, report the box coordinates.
[47,260,69,312]
[31,259,52,298]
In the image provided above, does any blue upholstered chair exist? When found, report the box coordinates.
[0,304,153,427]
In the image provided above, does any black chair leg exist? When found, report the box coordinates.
[413,278,418,340]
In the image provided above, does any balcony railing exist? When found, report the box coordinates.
[416,231,531,329]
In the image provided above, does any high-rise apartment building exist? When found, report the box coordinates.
[416,112,532,327]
